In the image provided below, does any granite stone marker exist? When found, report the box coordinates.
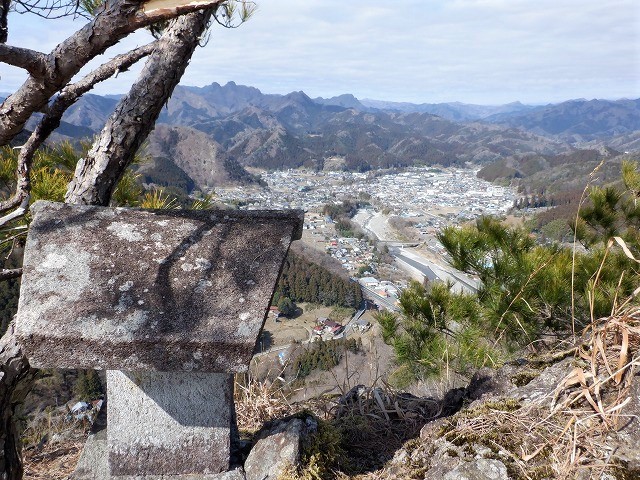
[16,200,303,477]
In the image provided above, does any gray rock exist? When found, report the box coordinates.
[466,358,578,408]
[16,201,303,373]
[466,366,519,404]
[417,437,467,479]
[605,371,640,474]
[517,357,575,403]
[244,416,318,480]
[442,458,509,480]
[420,437,509,479]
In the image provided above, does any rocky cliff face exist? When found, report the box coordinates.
[373,315,640,480]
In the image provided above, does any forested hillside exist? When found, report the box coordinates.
[273,250,363,310]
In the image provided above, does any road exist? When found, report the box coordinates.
[390,247,439,282]
[392,246,479,293]
[353,209,479,294]
[360,285,400,312]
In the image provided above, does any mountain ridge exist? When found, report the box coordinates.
[11,83,637,191]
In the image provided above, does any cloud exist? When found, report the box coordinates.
[1,0,638,104]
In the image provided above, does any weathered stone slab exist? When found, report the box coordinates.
[16,201,303,372]
[72,427,247,479]
[107,371,233,476]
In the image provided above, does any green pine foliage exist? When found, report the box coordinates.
[382,282,492,383]
[385,164,640,384]
[575,160,640,254]
[277,297,296,317]
[275,251,363,309]
[73,369,103,400]
[292,338,361,379]
[374,311,398,344]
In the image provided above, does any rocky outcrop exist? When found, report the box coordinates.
[389,354,640,480]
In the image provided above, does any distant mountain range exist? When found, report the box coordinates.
[359,98,537,122]
[487,99,640,141]
[5,83,638,192]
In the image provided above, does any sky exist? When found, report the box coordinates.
[1,0,639,105]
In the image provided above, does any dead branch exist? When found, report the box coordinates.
[0,196,29,227]
[0,320,37,479]
[0,268,22,281]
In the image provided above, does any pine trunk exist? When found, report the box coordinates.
[0,322,35,480]
[0,8,214,479]
[65,9,213,206]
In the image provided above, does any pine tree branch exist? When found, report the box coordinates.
[0,0,9,44]
[0,42,156,226]
[66,9,214,205]
[0,44,47,77]
[0,0,226,147]
[0,268,22,281]
[65,42,157,97]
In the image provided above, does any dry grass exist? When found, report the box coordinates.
[434,302,640,480]
[21,410,89,480]
[329,384,447,475]
[23,441,84,480]
[278,380,452,480]
[234,370,298,433]
[330,383,442,430]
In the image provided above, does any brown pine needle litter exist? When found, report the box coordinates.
[23,442,84,480]
[21,413,90,480]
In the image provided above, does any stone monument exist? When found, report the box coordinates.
[16,201,303,478]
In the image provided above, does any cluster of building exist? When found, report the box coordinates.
[362,167,515,221]
[214,170,368,211]
[214,167,515,224]
[301,212,378,273]
[358,277,401,298]
[325,236,376,273]
[212,166,512,310]
[312,314,372,341]
[312,317,345,338]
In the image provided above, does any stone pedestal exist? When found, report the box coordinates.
[107,371,233,476]
[15,201,304,478]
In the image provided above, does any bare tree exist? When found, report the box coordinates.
[0,1,255,477]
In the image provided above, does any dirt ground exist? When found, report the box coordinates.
[300,224,331,253]
[261,304,332,349]
[503,213,528,227]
